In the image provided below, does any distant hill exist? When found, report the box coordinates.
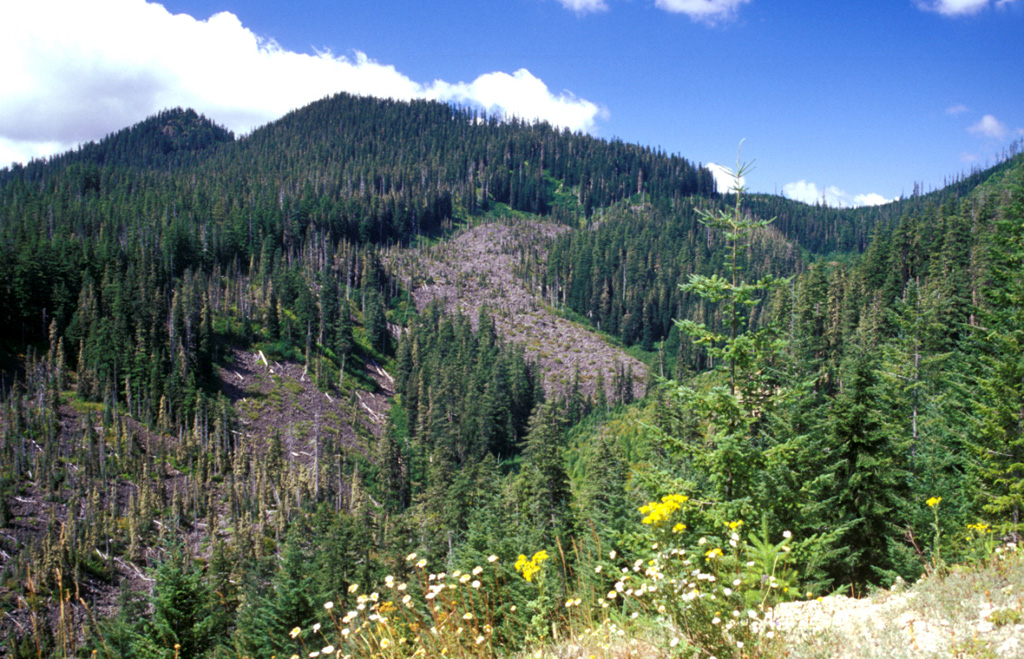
[1,108,234,180]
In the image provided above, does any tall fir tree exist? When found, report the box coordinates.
[971,170,1024,534]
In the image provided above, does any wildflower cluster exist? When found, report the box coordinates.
[639,494,689,526]
[281,550,579,659]
[284,554,505,659]
[965,521,999,562]
[967,522,991,534]
[621,497,801,658]
[514,550,549,583]
[557,619,658,657]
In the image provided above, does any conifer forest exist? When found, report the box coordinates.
[0,95,1022,658]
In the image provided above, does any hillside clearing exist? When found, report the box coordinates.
[396,219,647,402]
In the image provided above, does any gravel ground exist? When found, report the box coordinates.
[773,555,1024,658]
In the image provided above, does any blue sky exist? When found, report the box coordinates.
[2,0,1021,206]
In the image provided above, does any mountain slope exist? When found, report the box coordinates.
[1,94,1021,658]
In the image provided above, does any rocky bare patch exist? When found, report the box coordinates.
[222,347,391,458]
[772,559,1024,658]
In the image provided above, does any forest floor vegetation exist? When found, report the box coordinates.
[269,513,1022,659]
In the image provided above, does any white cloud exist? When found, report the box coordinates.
[0,0,606,168]
[429,70,607,133]
[782,180,831,206]
[852,192,892,207]
[655,0,751,22]
[968,114,1008,139]
[0,138,76,172]
[782,180,893,208]
[945,104,969,116]
[916,0,1019,15]
[555,0,610,13]
[917,0,991,15]
[706,162,745,193]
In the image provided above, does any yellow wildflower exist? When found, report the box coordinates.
[927,496,942,508]
[515,550,549,582]
[639,494,689,526]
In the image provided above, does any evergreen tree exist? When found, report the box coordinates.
[576,431,631,548]
[364,288,388,355]
[234,530,316,659]
[148,545,219,659]
[646,149,788,517]
[514,401,574,552]
[810,353,910,587]
[676,149,785,398]
[593,368,608,413]
[94,582,162,659]
[971,170,1024,534]
[335,297,354,387]
[266,289,281,342]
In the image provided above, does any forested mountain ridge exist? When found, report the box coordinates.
[0,94,1021,658]
[0,108,235,181]
[541,147,1024,374]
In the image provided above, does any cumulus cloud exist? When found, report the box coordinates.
[430,70,606,132]
[555,0,610,13]
[916,0,1019,15]
[0,138,76,174]
[706,162,745,193]
[945,104,969,116]
[967,114,1009,139]
[0,0,606,168]
[852,192,893,207]
[782,180,893,208]
[655,0,751,22]
[782,180,834,206]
